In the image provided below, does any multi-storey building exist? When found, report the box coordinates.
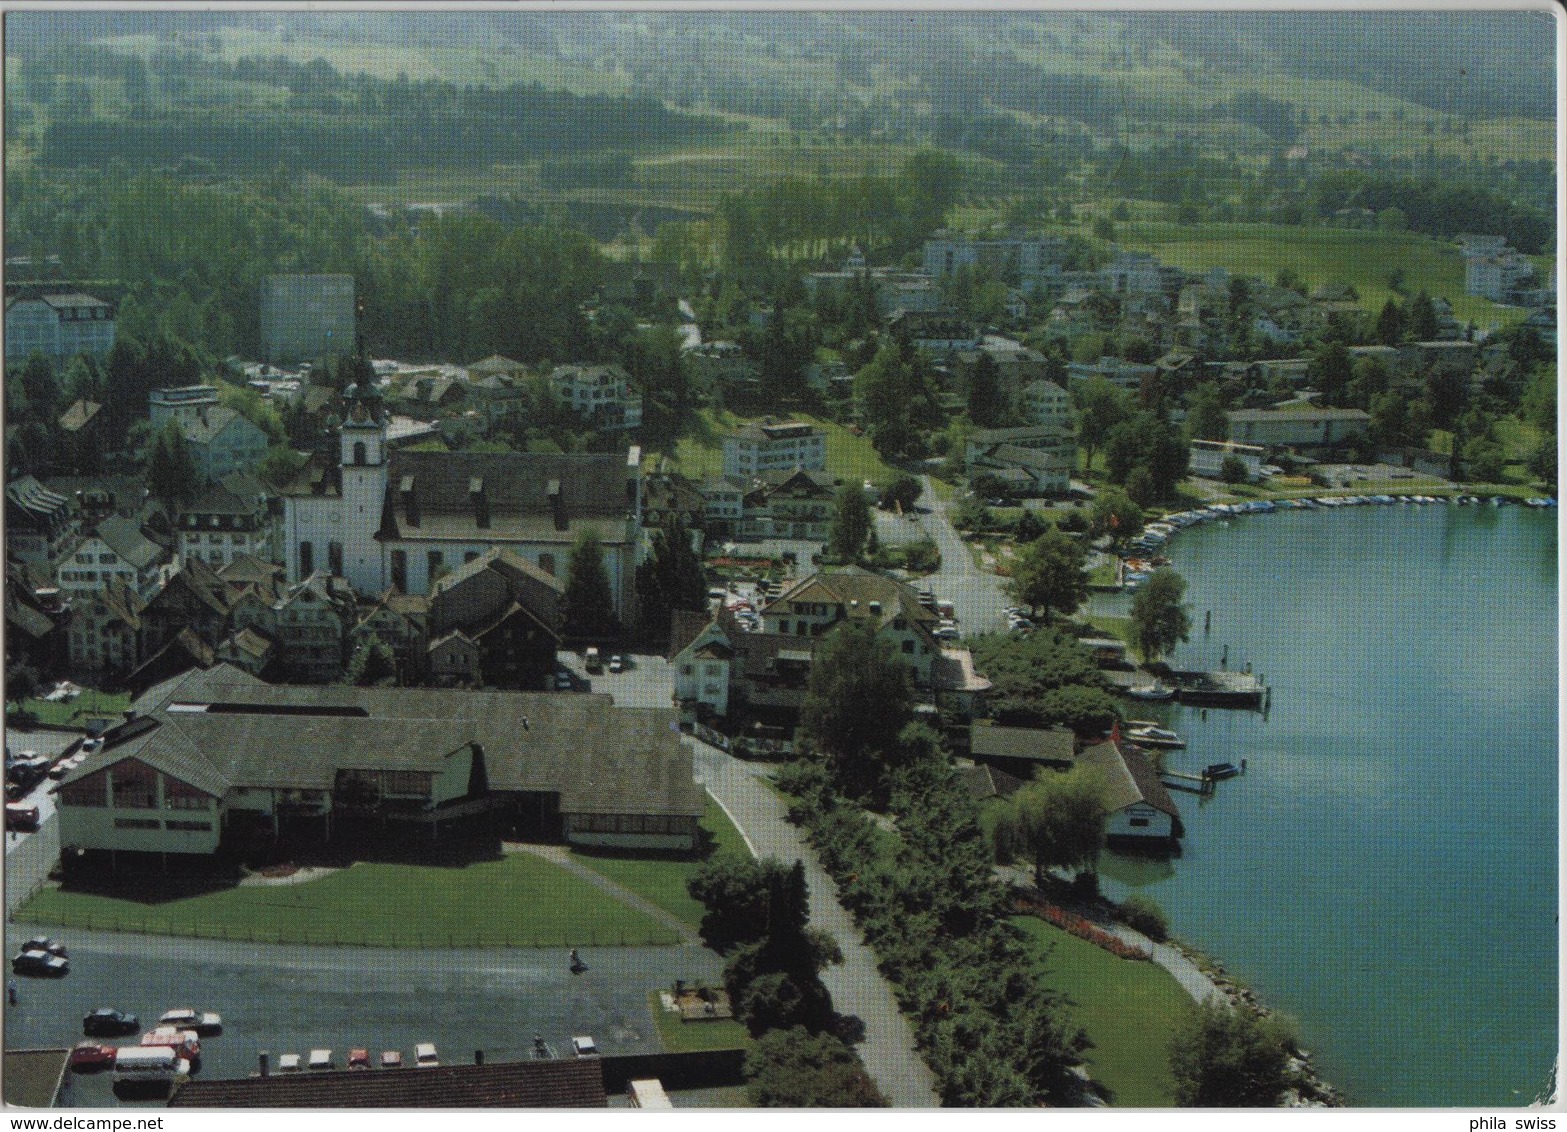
[549,363,643,430]
[4,292,115,365]
[721,420,827,480]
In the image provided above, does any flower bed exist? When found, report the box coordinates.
[1014,894,1151,961]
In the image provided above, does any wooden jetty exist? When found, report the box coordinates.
[1169,669,1266,709]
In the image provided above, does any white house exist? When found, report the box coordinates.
[549,363,644,431]
[56,514,170,602]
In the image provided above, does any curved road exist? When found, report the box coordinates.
[692,743,940,1107]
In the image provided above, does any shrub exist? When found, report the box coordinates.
[1119,893,1170,941]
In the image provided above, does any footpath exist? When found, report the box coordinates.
[690,742,941,1108]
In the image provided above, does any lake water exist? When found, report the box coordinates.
[1093,503,1558,1107]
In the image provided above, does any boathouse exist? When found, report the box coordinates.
[1075,735,1184,844]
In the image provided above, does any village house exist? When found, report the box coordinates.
[175,473,276,569]
[1021,379,1073,430]
[887,309,982,352]
[423,548,563,690]
[55,664,707,869]
[549,363,643,431]
[965,425,1076,496]
[1066,356,1158,394]
[671,568,991,730]
[738,469,838,543]
[348,589,431,683]
[66,580,145,677]
[1075,734,1185,845]
[56,513,171,602]
[230,571,355,683]
[57,399,104,473]
[1188,438,1266,481]
[4,291,115,366]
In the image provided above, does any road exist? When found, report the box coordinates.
[691,743,940,1107]
[914,475,1011,638]
[3,923,723,1108]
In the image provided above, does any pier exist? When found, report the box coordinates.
[1104,668,1269,710]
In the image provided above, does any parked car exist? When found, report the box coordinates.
[308,1049,334,1071]
[555,671,574,691]
[158,1008,222,1036]
[69,1042,116,1071]
[278,1053,302,1073]
[140,1028,200,1062]
[414,1043,439,1068]
[933,626,960,641]
[23,937,66,958]
[83,1008,139,1037]
[607,655,625,673]
[380,1050,403,1070]
[5,803,41,832]
[347,1049,371,1070]
[12,949,68,977]
[571,1036,599,1058]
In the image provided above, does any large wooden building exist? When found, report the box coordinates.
[56,665,706,870]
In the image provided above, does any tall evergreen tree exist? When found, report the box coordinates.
[562,530,620,639]
[828,482,871,561]
[146,419,197,506]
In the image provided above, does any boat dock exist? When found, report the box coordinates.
[1104,668,1268,710]
[1169,669,1267,709]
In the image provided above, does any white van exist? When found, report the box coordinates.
[628,1078,673,1109]
[113,1045,190,1084]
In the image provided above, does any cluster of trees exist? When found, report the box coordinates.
[561,531,621,640]
[632,523,706,647]
[991,766,1109,888]
[779,745,1094,1105]
[686,856,884,1106]
[1311,171,1552,254]
[969,629,1121,737]
[34,48,724,180]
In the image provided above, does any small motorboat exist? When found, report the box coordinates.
[1125,724,1185,749]
[1125,683,1176,701]
[1203,762,1242,781]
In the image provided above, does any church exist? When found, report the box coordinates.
[281,383,644,618]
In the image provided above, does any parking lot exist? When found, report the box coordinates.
[556,653,676,710]
[5,925,723,1108]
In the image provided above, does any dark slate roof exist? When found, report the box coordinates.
[183,405,266,446]
[466,354,527,377]
[667,609,712,660]
[94,514,163,570]
[2,1048,69,1108]
[170,1056,607,1108]
[1076,737,1183,826]
[969,724,1076,764]
[65,667,704,820]
[379,450,634,546]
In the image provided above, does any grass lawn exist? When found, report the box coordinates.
[16,855,679,949]
[7,690,132,728]
[1085,614,1134,649]
[1012,915,1189,1108]
[570,795,752,928]
[665,408,900,485]
[649,992,752,1053]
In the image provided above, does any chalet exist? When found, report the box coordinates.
[424,548,562,689]
[55,665,707,868]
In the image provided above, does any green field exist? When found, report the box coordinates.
[571,795,752,927]
[664,408,902,485]
[1014,915,1190,1108]
[16,855,679,948]
[1120,221,1526,330]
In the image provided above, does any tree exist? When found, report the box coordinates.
[1308,340,1354,406]
[146,420,197,506]
[18,353,60,416]
[688,856,812,955]
[6,663,41,711]
[1461,434,1507,483]
[798,620,913,800]
[1005,528,1088,624]
[1405,290,1439,341]
[744,1027,888,1107]
[1170,1000,1296,1107]
[1219,455,1250,485]
[561,530,620,639]
[1129,568,1192,664]
[1105,412,1189,502]
[344,635,398,686]
[878,474,921,513]
[994,767,1107,886]
[1185,384,1230,443]
[1090,487,1143,551]
[634,523,707,646]
[967,353,1008,428]
[1374,298,1405,346]
[1073,376,1130,470]
[828,482,872,561]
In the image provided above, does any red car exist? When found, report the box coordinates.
[348,1049,371,1070]
[69,1042,115,1071]
[4,803,40,832]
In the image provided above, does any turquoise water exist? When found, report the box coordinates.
[1095,504,1558,1107]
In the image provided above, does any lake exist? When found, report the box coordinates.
[1094,502,1558,1107]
